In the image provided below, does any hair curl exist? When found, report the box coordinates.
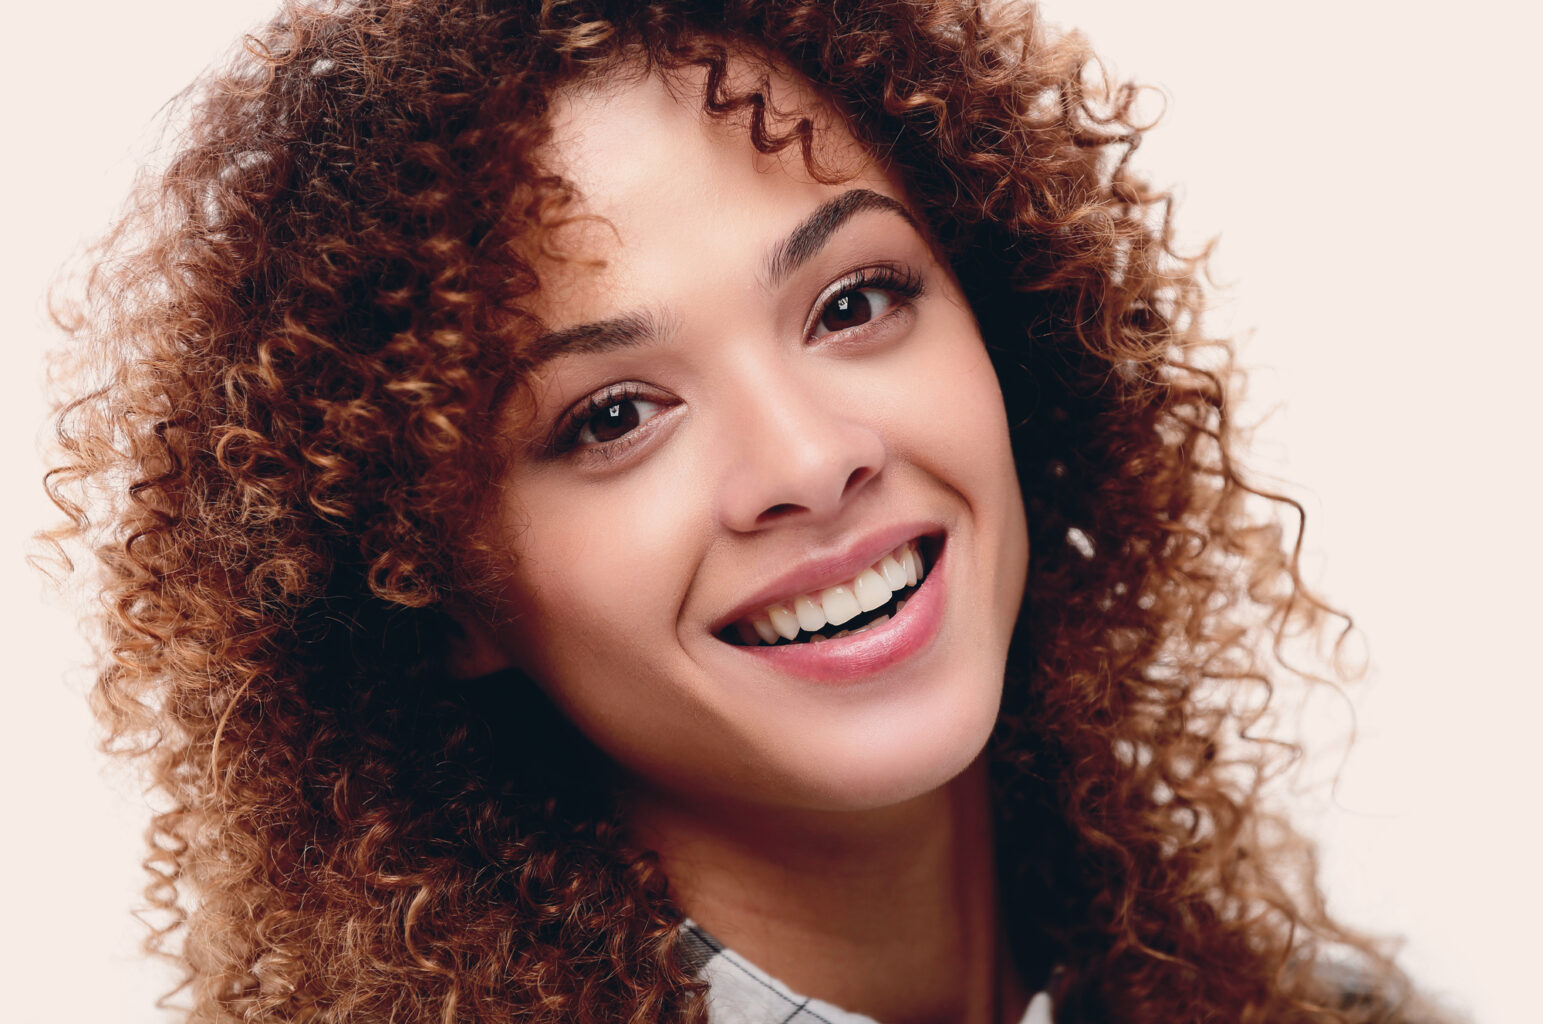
[44,1,1428,1021]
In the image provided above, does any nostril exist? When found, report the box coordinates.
[753,467,877,524]
[842,466,875,496]
[756,502,804,524]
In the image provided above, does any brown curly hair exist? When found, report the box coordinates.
[44,1,1426,1021]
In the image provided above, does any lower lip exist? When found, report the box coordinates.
[729,539,947,683]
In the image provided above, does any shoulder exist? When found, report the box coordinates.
[1316,960,1469,1024]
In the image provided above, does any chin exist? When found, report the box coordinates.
[770,673,1004,813]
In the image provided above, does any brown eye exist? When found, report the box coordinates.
[819,289,874,333]
[811,286,899,339]
[577,397,660,445]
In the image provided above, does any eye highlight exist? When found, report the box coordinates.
[808,265,924,340]
[551,383,668,458]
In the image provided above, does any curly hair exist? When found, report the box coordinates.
[44,1,1424,1021]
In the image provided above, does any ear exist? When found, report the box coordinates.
[443,604,518,679]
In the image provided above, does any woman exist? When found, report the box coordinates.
[44,0,1428,1021]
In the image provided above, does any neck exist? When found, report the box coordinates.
[626,755,1026,1024]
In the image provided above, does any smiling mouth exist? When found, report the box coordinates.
[719,537,938,647]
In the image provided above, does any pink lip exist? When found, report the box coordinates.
[711,520,943,635]
[729,537,947,683]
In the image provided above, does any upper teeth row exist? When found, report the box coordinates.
[740,540,926,645]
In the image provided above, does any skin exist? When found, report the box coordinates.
[456,62,1031,1023]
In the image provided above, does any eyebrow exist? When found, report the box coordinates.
[524,187,920,367]
[522,309,664,367]
[763,187,921,285]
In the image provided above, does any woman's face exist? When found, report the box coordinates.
[463,65,1028,813]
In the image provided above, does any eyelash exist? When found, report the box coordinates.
[550,382,655,458]
[804,264,925,341]
[551,263,926,460]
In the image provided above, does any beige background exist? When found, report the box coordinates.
[3,2,1537,1021]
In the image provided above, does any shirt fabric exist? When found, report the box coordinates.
[679,921,1055,1024]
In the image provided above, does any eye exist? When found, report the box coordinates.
[813,287,897,337]
[548,382,679,464]
[807,266,924,340]
[575,393,663,445]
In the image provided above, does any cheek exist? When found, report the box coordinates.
[887,308,1018,481]
[483,476,744,793]
[944,349,1013,460]
[491,468,707,681]
[904,321,1029,604]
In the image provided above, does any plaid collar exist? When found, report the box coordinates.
[679,921,1055,1024]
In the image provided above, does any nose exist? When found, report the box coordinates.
[715,361,887,533]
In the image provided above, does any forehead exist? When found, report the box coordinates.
[531,60,907,320]
[546,55,877,198]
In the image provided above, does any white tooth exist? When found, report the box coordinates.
[735,620,760,646]
[793,595,826,633]
[853,568,891,612]
[819,583,861,625]
[900,544,918,586]
[895,598,907,613]
[751,616,779,645]
[767,603,801,641]
[808,633,829,643]
[877,554,907,590]
[849,614,889,637]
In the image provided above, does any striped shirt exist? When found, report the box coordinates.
[679,921,1055,1024]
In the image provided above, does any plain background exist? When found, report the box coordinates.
[3,2,1538,1021]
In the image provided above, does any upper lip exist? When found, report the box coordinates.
[709,520,943,634]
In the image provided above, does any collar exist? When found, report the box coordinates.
[679,921,1055,1024]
